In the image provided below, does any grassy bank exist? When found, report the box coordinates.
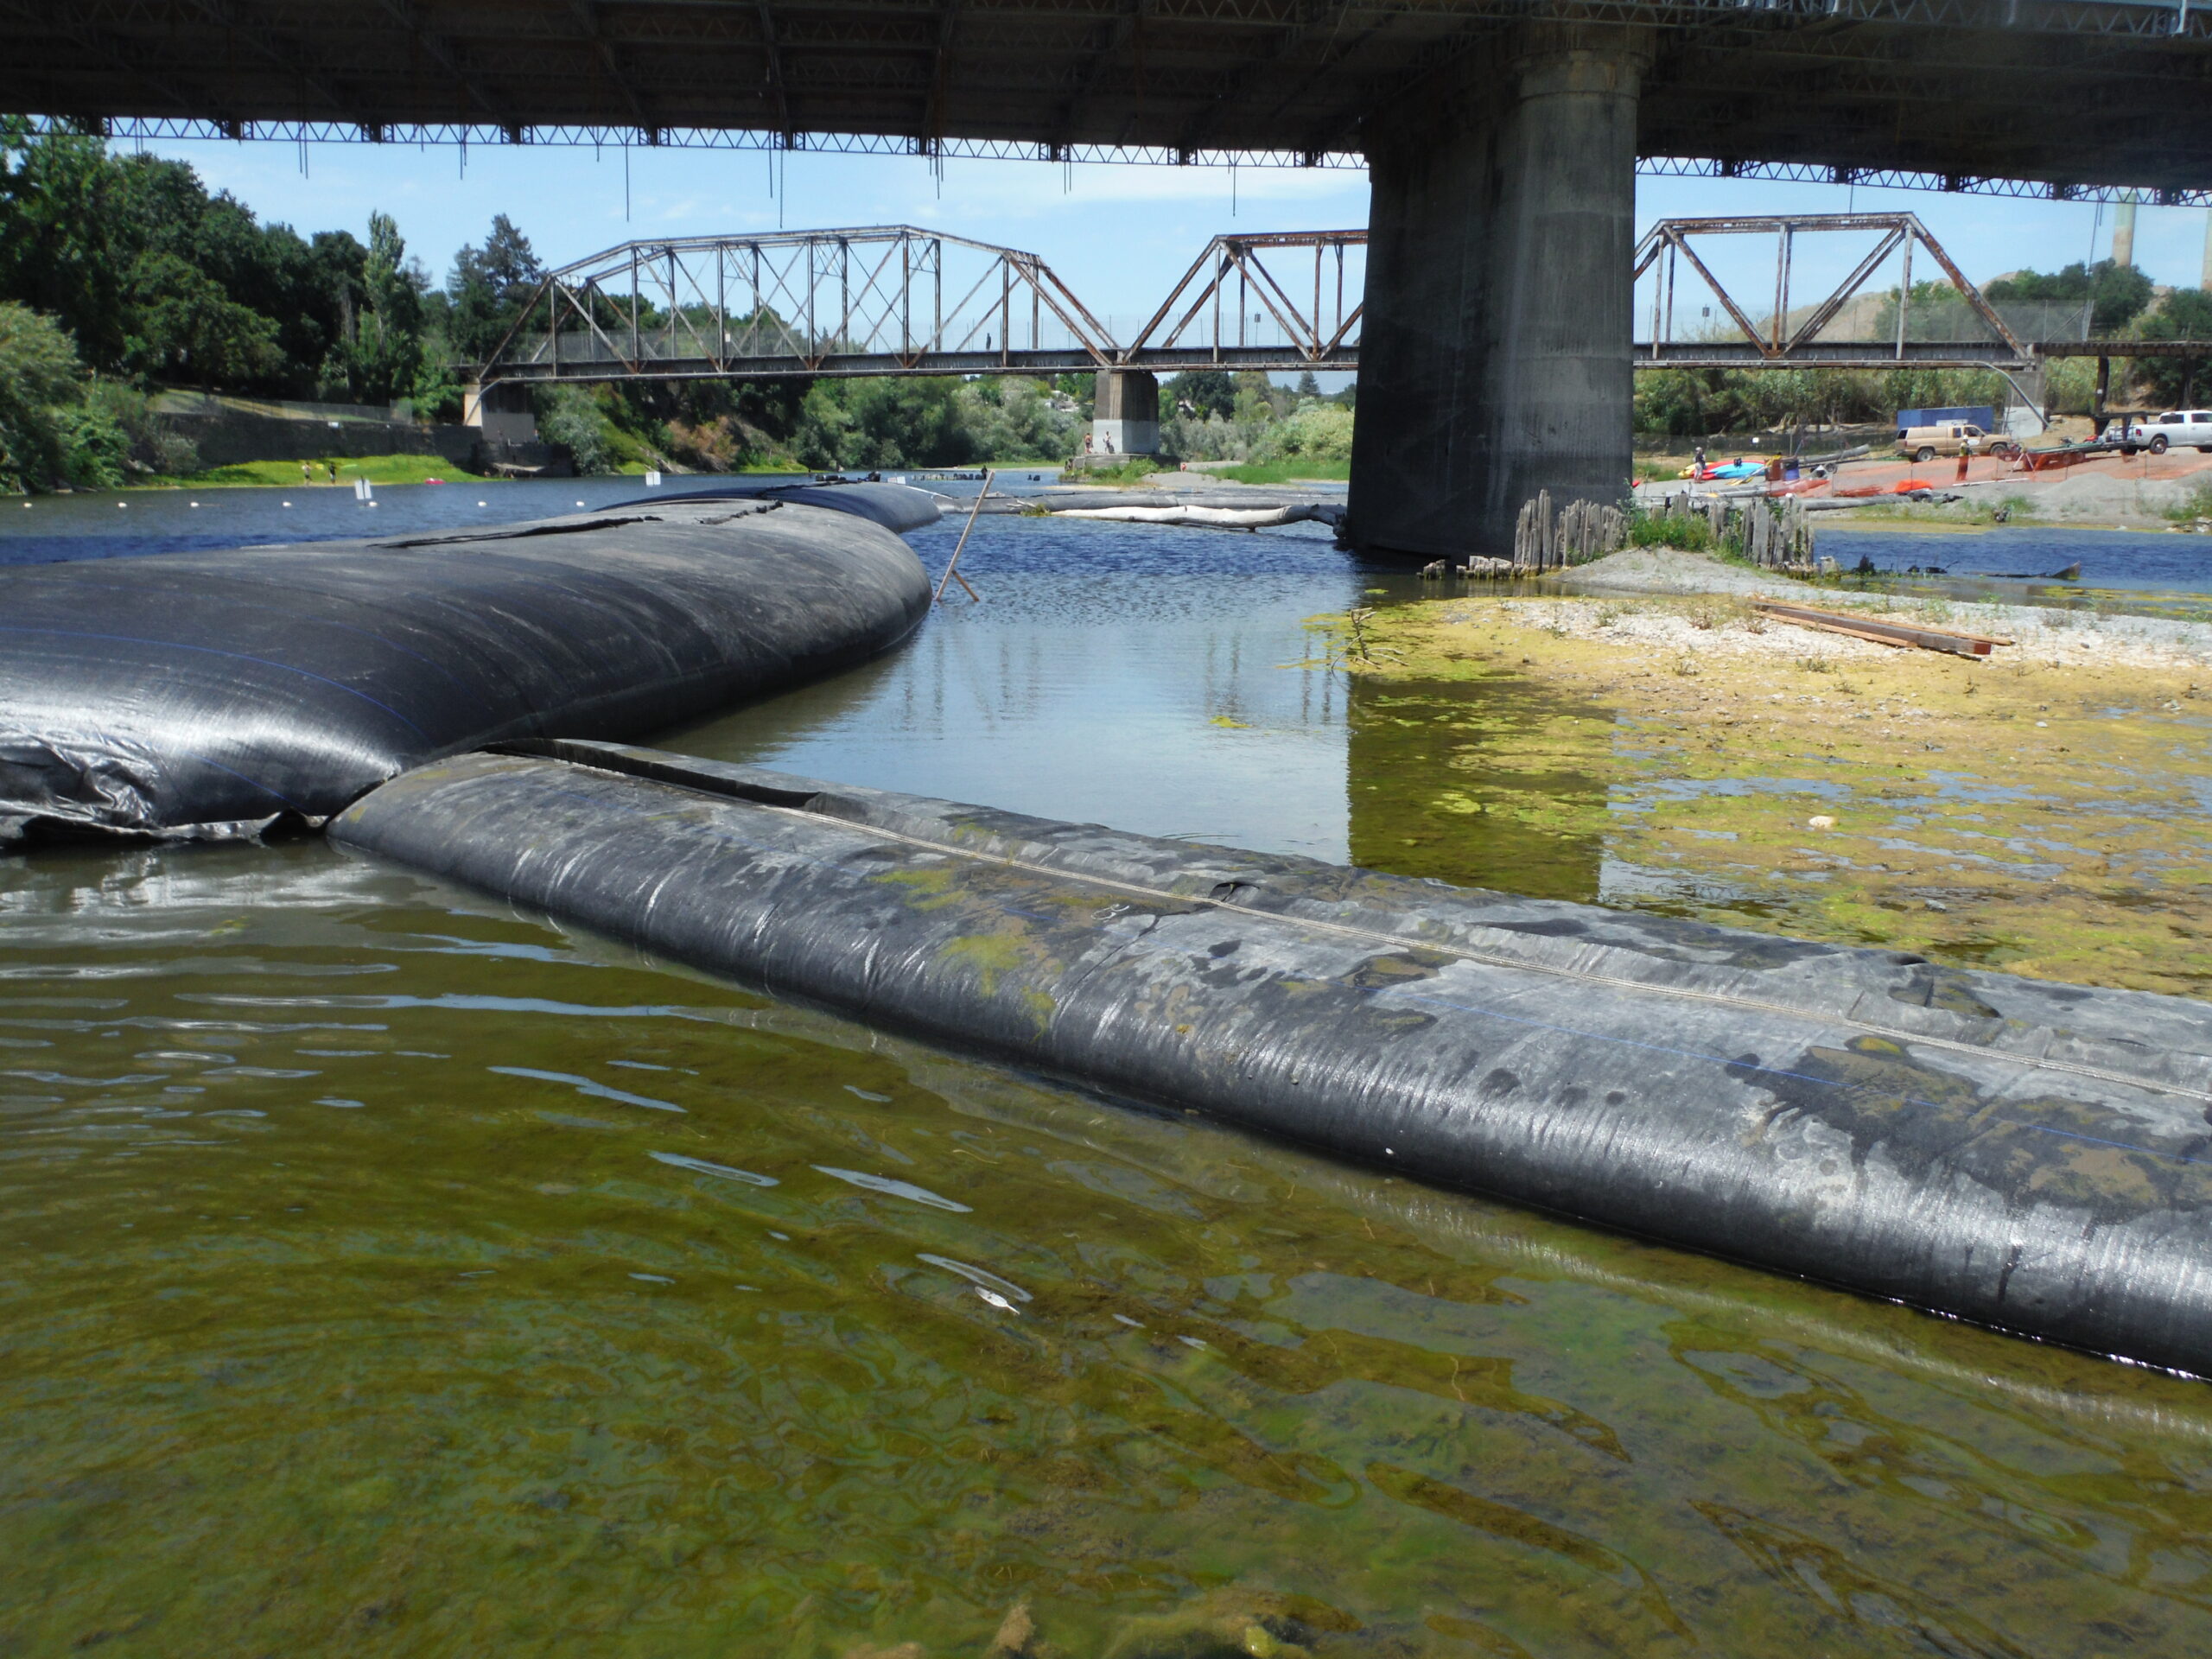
[130,454,497,489]
[1069,458,1170,486]
[1206,457,1350,486]
[1332,588,2212,995]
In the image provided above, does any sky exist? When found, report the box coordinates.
[138,133,2212,344]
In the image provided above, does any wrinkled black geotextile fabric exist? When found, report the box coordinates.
[0,495,931,837]
[603,480,947,533]
[336,741,2212,1377]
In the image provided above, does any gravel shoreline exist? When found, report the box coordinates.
[1548,548,2212,673]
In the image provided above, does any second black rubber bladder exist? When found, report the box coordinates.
[332,740,2212,1377]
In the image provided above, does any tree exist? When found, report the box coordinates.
[0,302,143,491]
[0,301,86,487]
[2134,289,2212,404]
[1231,369,1284,423]
[537,385,613,473]
[0,123,141,371]
[1167,368,1234,420]
[1986,259,2154,336]
[1294,369,1321,399]
[122,251,283,386]
[324,213,426,404]
[1866,279,1965,346]
[0,123,377,397]
[447,214,546,360]
[793,377,974,470]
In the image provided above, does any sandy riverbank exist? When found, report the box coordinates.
[1339,550,2212,995]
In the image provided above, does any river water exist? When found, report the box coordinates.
[4,486,2212,1657]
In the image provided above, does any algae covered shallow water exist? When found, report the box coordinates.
[6,511,2212,1655]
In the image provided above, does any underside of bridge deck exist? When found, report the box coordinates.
[10,2,2212,194]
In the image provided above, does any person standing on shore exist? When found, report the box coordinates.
[302,461,313,483]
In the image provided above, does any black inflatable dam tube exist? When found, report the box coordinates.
[606,480,947,534]
[332,741,2212,1376]
[0,491,933,838]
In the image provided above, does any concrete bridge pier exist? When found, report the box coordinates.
[1092,370,1160,456]
[462,379,539,446]
[1349,26,1648,562]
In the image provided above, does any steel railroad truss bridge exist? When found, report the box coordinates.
[474,215,2207,393]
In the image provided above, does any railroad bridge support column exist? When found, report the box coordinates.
[462,379,538,445]
[1093,370,1160,456]
[1349,26,1648,561]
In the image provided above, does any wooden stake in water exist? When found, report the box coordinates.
[931,470,992,605]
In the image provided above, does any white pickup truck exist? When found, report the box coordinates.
[2117,410,2212,454]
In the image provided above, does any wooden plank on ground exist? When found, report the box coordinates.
[1751,600,2012,657]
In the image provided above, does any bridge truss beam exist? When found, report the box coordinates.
[477,225,1374,387]
[1633,212,2027,367]
[473,218,2210,389]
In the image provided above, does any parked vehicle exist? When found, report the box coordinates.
[2118,410,2212,454]
[1895,422,1993,461]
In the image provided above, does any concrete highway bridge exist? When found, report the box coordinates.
[10,0,2211,556]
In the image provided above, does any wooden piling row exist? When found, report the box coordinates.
[1468,489,1815,582]
[1641,490,1815,570]
[1508,492,1628,572]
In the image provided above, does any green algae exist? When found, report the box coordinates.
[1345,676,1616,905]
[1338,595,2212,996]
[6,840,2212,1656]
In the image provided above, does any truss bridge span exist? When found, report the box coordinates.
[474,226,1368,388]
[470,217,2207,443]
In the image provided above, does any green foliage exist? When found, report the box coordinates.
[2165,480,2212,524]
[1162,378,1356,465]
[1861,280,2038,347]
[445,215,546,362]
[1230,369,1283,424]
[1167,369,1234,421]
[0,305,164,491]
[2133,289,2212,405]
[54,398,130,486]
[0,301,86,489]
[795,378,969,469]
[149,453,480,487]
[777,376,1083,471]
[1633,365,2019,437]
[0,122,382,399]
[951,376,1084,462]
[318,213,425,405]
[1077,457,1168,485]
[90,380,195,474]
[122,251,283,385]
[1207,457,1351,484]
[1986,258,2154,335]
[537,385,614,474]
[1628,511,1716,552]
[1268,400,1353,461]
[410,356,465,424]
